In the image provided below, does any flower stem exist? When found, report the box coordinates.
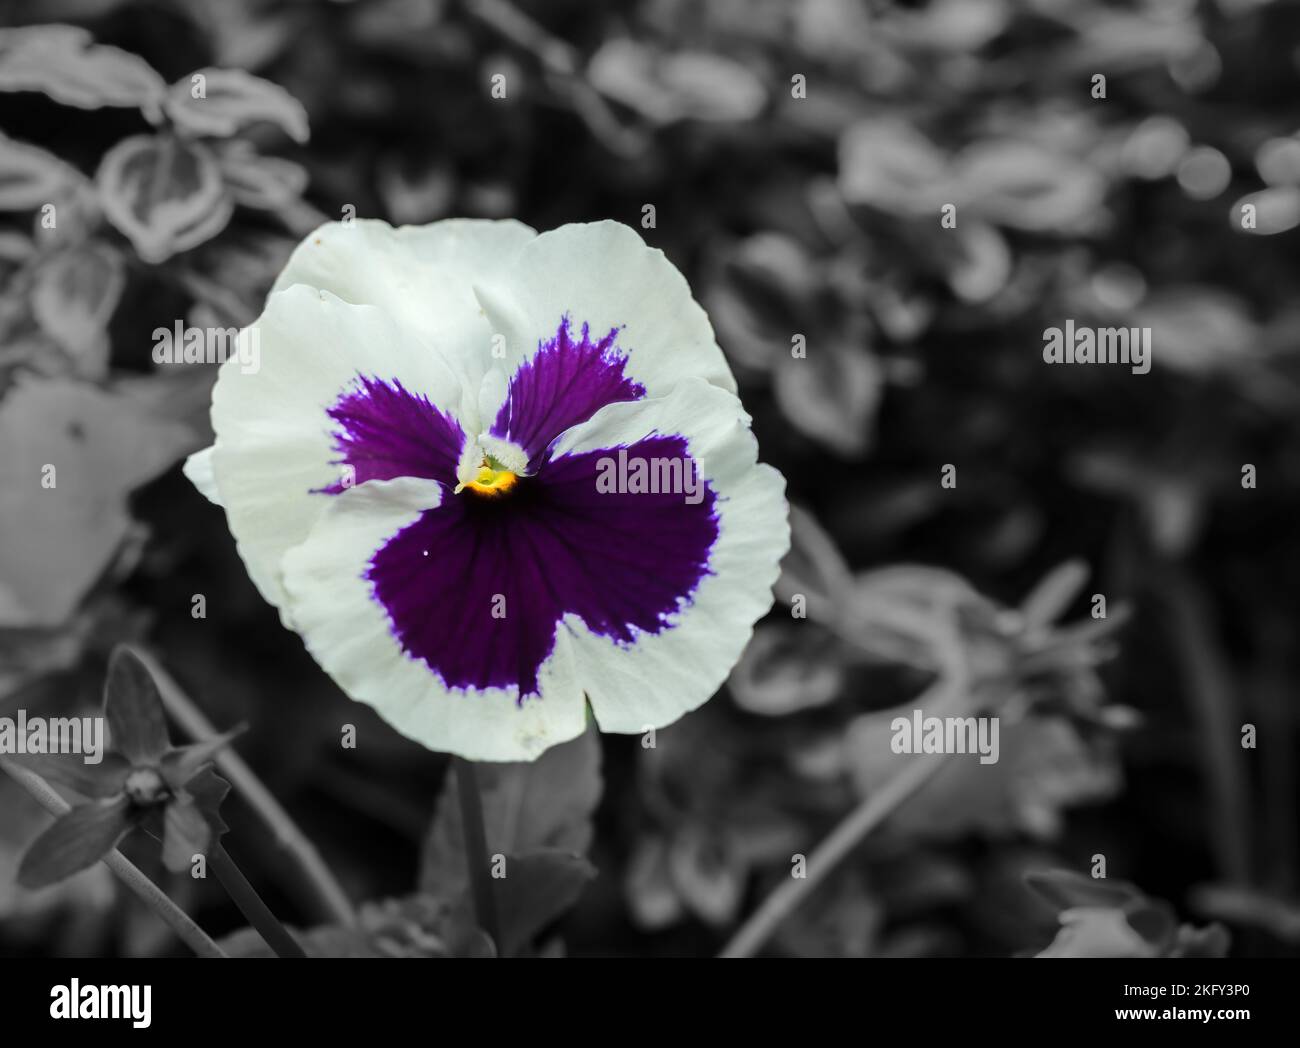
[0,757,228,959]
[1160,568,1252,884]
[210,843,307,958]
[453,756,500,950]
[463,0,644,157]
[132,647,356,926]
[719,751,952,958]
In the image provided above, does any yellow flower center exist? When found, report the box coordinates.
[456,462,518,497]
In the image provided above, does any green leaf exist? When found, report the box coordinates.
[105,647,171,765]
[0,25,167,117]
[0,131,89,210]
[728,622,844,717]
[1035,906,1156,959]
[4,751,129,799]
[29,242,125,373]
[217,894,472,958]
[1019,560,1090,630]
[665,826,744,926]
[495,850,597,956]
[773,502,854,616]
[419,729,602,899]
[588,40,766,125]
[847,715,1120,840]
[95,135,231,264]
[1131,287,1256,378]
[0,379,198,628]
[1232,187,1300,236]
[0,229,34,261]
[216,144,309,211]
[940,220,1011,304]
[625,835,684,931]
[218,924,346,958]
[159,724,246,791]
[838,116,948,214]
[953,139,1106,234]
[17,795,134,888]
[1123,899,1178,951]
[181,766,233,845]
[161,796,211,873]
[1173,922,1231,958]
[773,338,882,459]
[1024,869,1142,913]
[165,68,309,143]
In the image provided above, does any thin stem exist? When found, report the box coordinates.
[463,0,645,157]
[132,647,356,926]
[464,0,578,73]
[453,757,500,950]
[1160,570,1252,885]
[0,758,227,959]
[1253,617,1296,888]
[211,844,307,958]
[719,751,952,958]
[718,671,971,958]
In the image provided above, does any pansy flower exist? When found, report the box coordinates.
[185,220,789,761]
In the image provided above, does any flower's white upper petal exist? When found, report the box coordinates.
[549,378,788,734]
[208,285,465,621]
[279,476,588,762]
[472,221,737,418]
[272,218,538,428]
[271,218,537,329]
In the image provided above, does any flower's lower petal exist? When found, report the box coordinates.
[472,222,737,422]
[526,437,721,654]
[209,286,465,619]
[547,379,789,734]
[272,218,536,424]
[358,436,720,707]
[280,477,588,762]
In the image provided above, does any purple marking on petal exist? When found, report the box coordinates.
[322,376,464,493]
[368,435,718,698]
[491,318,645,469]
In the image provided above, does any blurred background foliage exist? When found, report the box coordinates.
[1,0,1298,957]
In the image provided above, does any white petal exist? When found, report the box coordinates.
[272,218,536,426]
[549,378,788,734]
[208,285,465,620]
[183,445,222,506]
[279,476,589,761]
[472,221,737,414]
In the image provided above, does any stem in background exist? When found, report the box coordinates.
[132,647,356,926]
[463,0,644,157]
[454,757,501,950]
[465,0,577,73]
[210,844,307,959]
[1161,570,1252,886]
[720,642,970,958]
[0,758,227,959]
[1253,618,1296,889]
[720,750,953,959]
